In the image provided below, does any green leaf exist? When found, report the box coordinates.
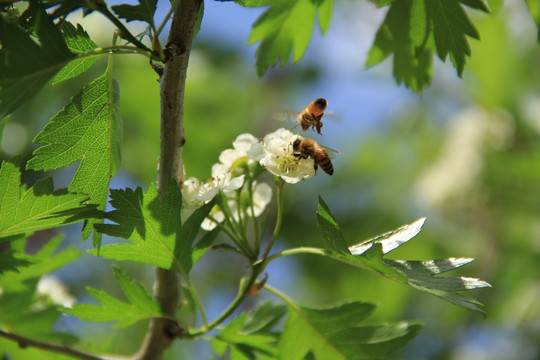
[316,196,349,254]
[112,0,157,25]
[92,183,214,275]
[247,0,331,76]
[461,0,490,11]
[53,21,101,84]
[367,0,486,91]
[0,289,78,344]
[385,258,491,313]
[27,64,121,247]
[62,266,163,329]
[279,301,421,359]
[365,0,433,92]
[191,227,221,267]
[0,235,31,274]
[0,235,80,293]
[348,217,426,255]
[314,217,490,314]
[0,161,96,240]
[428,0,480,76]
[526,0,540,41]
[213,301,287,358]
[0,3,74,118]
[317,0,333,35]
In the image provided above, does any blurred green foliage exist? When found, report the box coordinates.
[2,2,540,359]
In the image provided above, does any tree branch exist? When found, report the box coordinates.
[0,329,127,360]
[134,0,202,359]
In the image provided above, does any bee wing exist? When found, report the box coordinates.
[271,111,300,123]
[321,145,340,159]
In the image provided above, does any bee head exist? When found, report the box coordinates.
[314,98,327,110]
[292,138,301,151]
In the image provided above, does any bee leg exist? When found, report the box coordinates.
[314,162,318,172]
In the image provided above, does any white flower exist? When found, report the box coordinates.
[248,128,315,184]
[247,181,272,217]
[200,181,272,231]
[181,177,204,220]
[36,275,76,308]
[219,133,259,169]
[198,163,245,202]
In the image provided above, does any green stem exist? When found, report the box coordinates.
[207,214,254,259]
[183,277,208,331]
[248,181,261,255]
[97,5,154,54]
[79,45,154,59]
[263,283,296,306]
[155,4,176,39]
[218,193,254,258]
[263,247,327,267]
[261,182,284,260]
[188,265,261,337]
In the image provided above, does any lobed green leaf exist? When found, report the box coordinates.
[0,3,74,118]
[27,64,121,247]
[0,235,80,293]
[53,21,101,84]
[312,201,490,314]
[0,289,77,344]
[112,0,157,25]
[0,161,96,240]
[367,0,487,92]
[278,301,421,359]
[62,266,163,329]
[92,183,215,275]
[317,196,349,254]
[247,0,332,76]
[212,301,286,358]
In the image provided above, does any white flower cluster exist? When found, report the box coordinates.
[248,128,316,184]
[181,129,317,230]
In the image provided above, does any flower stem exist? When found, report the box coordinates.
[248,181,261,255]
[261,181,284,260]
[187,264,261,337]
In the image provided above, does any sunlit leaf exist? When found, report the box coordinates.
[53,21,101,84]
[0,3,74,118]
[91,183,215,275]
[317,196,349,254]
[367,0,487,91]
[62,266,163,329]
[279,301,421,359]
[349,217,426,255]
[247,0,333,76]
[365,0,433,92]
[316,217,490,314]
[0,235,80,293]
[428,0,480,76]
[0,161,95,240]
[27,63,121,247]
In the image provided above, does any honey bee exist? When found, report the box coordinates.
[292,138,338,175]
[297,98,327,135]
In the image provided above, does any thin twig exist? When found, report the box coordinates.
[0,329,127,360]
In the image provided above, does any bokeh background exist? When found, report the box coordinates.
[2,1,540,359]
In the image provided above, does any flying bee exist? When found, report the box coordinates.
[298,98,327,135]
[292,138,339,175]
[273,98,329,135]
